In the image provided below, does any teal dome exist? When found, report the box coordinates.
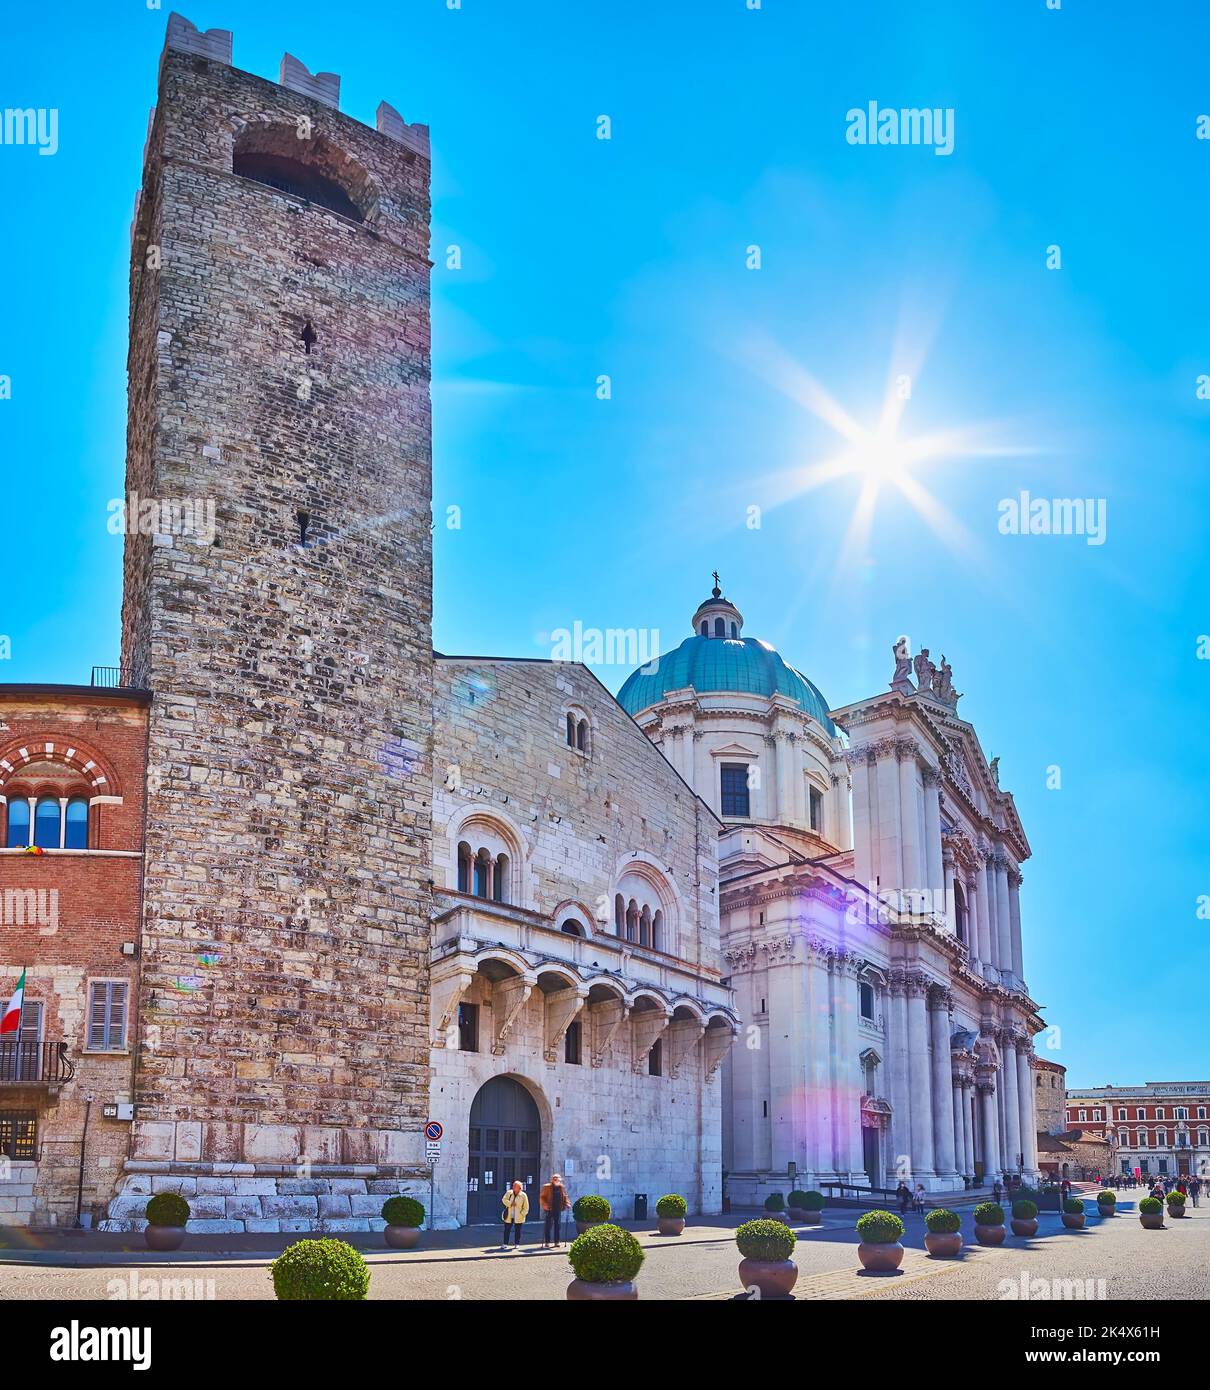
[617,634,836,735]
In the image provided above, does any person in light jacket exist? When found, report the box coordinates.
[501,1181,529,1248]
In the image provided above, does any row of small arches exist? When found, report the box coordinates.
[700,617,739,638]
[5,796,89,850]
[456,842,510,903]
[614,894,663,951]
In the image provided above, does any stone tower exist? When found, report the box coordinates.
[113,14,433,1227]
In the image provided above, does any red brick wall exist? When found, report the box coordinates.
[0,689,148,1225]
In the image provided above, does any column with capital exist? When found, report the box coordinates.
[906,975,936,1179]
[829,770,852,851]
[789,732,806,824]
[837,953,866,1179]
[963,1082,976,1179]
[994,854,1013,984]
[977,849,997,976]
[874,739,903,896]
[848,750,876,888]
[922,765,944,908]
[979,1078,1002,1180]
[969,872,989,971]
[764,939,808,1174]
[1017,1044,1039,1179]
[929,990,960,1183]
[1001,1030,1022,1174]
[887,972,912,1183]
[804,942,835,1184]
[768,733,785,822]
[943,850,957,936]
[898,741,924,912]
[952,1074,967,1182]
[1008,868,1025,984]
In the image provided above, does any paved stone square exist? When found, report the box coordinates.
[2,1193,1204,1302]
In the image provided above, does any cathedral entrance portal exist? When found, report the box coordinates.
[466,1076,541,1224]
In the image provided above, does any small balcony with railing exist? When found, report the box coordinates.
[0,1040,75,1092]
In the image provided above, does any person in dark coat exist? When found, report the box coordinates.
[540,1173,571,1248]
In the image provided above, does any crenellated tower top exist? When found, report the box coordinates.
[163,12,429,159]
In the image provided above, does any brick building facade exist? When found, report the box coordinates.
[1066,1083,1210,1180]
[0,687,149,1225]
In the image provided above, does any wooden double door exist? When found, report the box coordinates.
[466,1077,541,1224]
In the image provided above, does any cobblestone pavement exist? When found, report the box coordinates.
[1,1198,1204,1301]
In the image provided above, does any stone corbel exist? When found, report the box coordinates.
[589,997,630,1069]
[490,975,534,1056]
[431,969,474,1048]
[702,1023,735,1082]
[630,1008,671,1074]
[666,1017,707,1078]
[543,986,587,1063]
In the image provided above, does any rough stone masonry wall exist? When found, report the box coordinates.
[115,43,433,1221]
[432,659,720,963]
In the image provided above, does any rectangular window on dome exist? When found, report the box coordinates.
[720,764,750,818]
[809,784,824,832]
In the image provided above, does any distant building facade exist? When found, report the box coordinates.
[1066,1083,1210,1180]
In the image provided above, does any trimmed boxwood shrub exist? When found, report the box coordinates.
[1139,1197,1163,1214]
[381,1195,425,1228]
[1097,1190,1116,1204]
[925,1208,961,1235]
[1064,1198,1084,1215]
[789,1190,826,1211]
[787,1190,810,1208]
[735,1218,797,1262]
[1165,1191,1186,1206]
[568,1224,644,1284]
[655,1194,687,1219]
[145,1192,190,1227]
[270,1238,370,1301]
[764,1193,785,1212]
[1012,1199,1039,1220]
[572,1194,611,1223]
[856,1210,904,1245]
[973,1202,1005,1226]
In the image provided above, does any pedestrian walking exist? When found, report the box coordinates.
[993,1179,1003,1206]
[540,1173,570,1247]
[895,1180,912,1214]
[913,1183,926,1213]
[1189,1176,1201,1208]
[501,1180,529,1248]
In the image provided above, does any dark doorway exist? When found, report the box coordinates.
[466,1076,541,1224]
[862,1126,880,1187]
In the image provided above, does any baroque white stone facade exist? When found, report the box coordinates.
[618,586,1043,1200]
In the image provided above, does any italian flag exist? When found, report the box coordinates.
[0,970,25,1035]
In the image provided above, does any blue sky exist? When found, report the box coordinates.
[1,1,1207,1087]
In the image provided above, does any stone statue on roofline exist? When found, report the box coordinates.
[913,647,936,694]
[934,655,961,708]
[890,635,914,693]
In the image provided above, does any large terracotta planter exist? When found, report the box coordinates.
[1139,1212,1165,1230]
[657,1217,685,1236]
[790,1209,822,1225]
[1061,1212,1085,1229]
[1097,1202,1115,1217]
[975,1223,1006,1246]
[575,1220,606,1236]
[1167,1206,1186,1219]
[385,1225,420,1249]
[567,1279,638,1300]
[1011,1218,1038,1238]
[738,1258,799,1298]
[145,1225,185,1252]
[857,1241,904,1272]
[923,1232,962,1258]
